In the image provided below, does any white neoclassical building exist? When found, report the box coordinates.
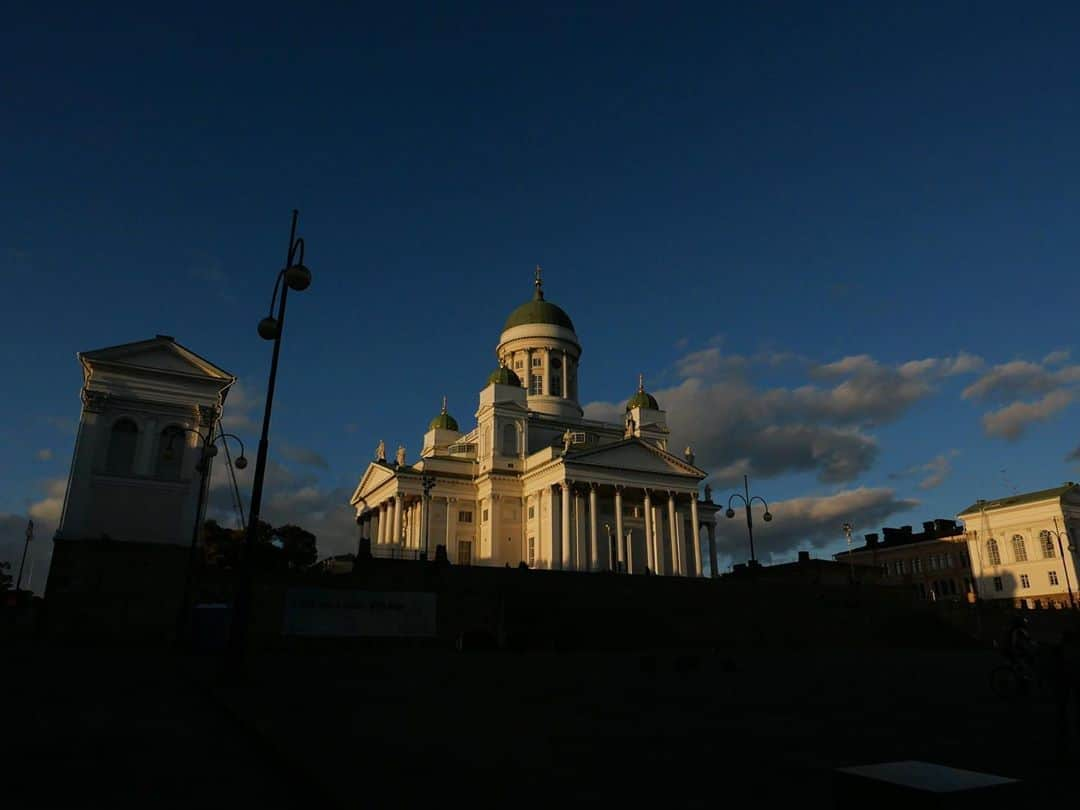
[959,483,1080,608]
[56,335,236,546]
[350,270,721,576]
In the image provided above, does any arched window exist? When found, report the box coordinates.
[156,425,185,480]
[987,538,1001,566]
[501,422,518,456]
[106,418,139,475]
[1011,534,1028,562]
[1038,530,1056,558]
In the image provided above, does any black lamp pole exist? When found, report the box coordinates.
[226,210,311,676]
[421,474,435,559]
[725,474,772,565]
[1051,517,1077,610]
[173,426,247,647]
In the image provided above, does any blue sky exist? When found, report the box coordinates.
[4,2,1080,585]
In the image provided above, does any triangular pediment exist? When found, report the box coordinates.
[81,336,233,380]
[350,461,398,505]
[565,439,705,479]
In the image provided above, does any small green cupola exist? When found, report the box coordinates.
[487,362,522,387]
[626,373,659,411]
[428,396,459,432]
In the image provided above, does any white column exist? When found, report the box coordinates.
[445,497,454,557]
[490,494,499,562]
[561,483,571,569]
[525,349,532,390]
[690,495,702,578]
[654,505,666,575]
[574,488,585,570]
[589,483,599,571]
[419,496,428,556]
[615,486,625,573]
[562,349,569,399]
[643,490,654,574]
[707,522,718,578]
[393,494,403,546]
[377,503,385,544]
[668,493,680,577]
[543,347,551,395]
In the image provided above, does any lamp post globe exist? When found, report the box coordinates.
[258,316,280,341]
[285,263,312,291]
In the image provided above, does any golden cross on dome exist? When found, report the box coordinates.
[441,395,447,414]
[638,373,645,392]
[534,264,544,300]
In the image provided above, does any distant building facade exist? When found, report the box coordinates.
[350,270,721,575]
[958,484,1080,609]
[834,520,973,602]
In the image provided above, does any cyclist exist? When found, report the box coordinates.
[1005,614,1038,689]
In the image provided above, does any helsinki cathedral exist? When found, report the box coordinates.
[350,269,720,576]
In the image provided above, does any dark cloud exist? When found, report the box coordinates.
[890,451,958,490]
[981,390,1072,440]
[280,443,329,469]
[714,487,919,561]
[207,458,355,560]
[963,360,1080,403]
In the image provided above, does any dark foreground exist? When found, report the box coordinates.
[2,641,1074,808]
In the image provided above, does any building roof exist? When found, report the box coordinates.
[428,397,459,431]
[487,365,522,386]
[957,483,1078,517]
[502,266,576,332]
[626,373,659,411]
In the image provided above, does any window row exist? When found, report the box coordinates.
[105,419,188,479]
[986,532,1058,565]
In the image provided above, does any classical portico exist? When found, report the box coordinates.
[350,270,721,576]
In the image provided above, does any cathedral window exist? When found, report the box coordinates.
[156,425,185,480]
[987,538,1001,566]
[458,511,472,523]
[531,356,542,368]
[528,505,535,519]
[1011,534,1028,562]
[501,423,518,456]
[514,360,523,370]
[483,509,489,522]
[457,540,472,566]
[106,418,139,476]
[529,374,543,395]
[1039,530,1056,558]
[527,537,535,567]
[550,374,561,396]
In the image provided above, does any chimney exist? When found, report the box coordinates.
[865,533,879,547]
[798,550,810,563]
[922,521,935,534]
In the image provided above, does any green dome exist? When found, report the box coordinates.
[488,365,522,386]
[503,299,575,332]
[626,374,659,411]
[429,397,459,431]
[502,265,576,332]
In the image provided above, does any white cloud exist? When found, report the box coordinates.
[587,348,980,487]
[29,478,67,524]
[1044,349,1070,366]
[36,449,54,462]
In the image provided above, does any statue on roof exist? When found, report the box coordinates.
[562,429,573,453]
[375,439,386,462]
[396,444,407,467]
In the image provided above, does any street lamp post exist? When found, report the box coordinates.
[1049,517,1077,609]
[226,210,311,676]
[14,519,33,599]
[725,474,772,566]
[421,474,435,560]
[167,426,247,646]
[842,522,854,581]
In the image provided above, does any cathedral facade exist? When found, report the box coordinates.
[350,271,720,576]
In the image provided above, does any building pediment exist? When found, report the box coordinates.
[350,461,398,505]
[81,336,234,381]
[564,438,705,479]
